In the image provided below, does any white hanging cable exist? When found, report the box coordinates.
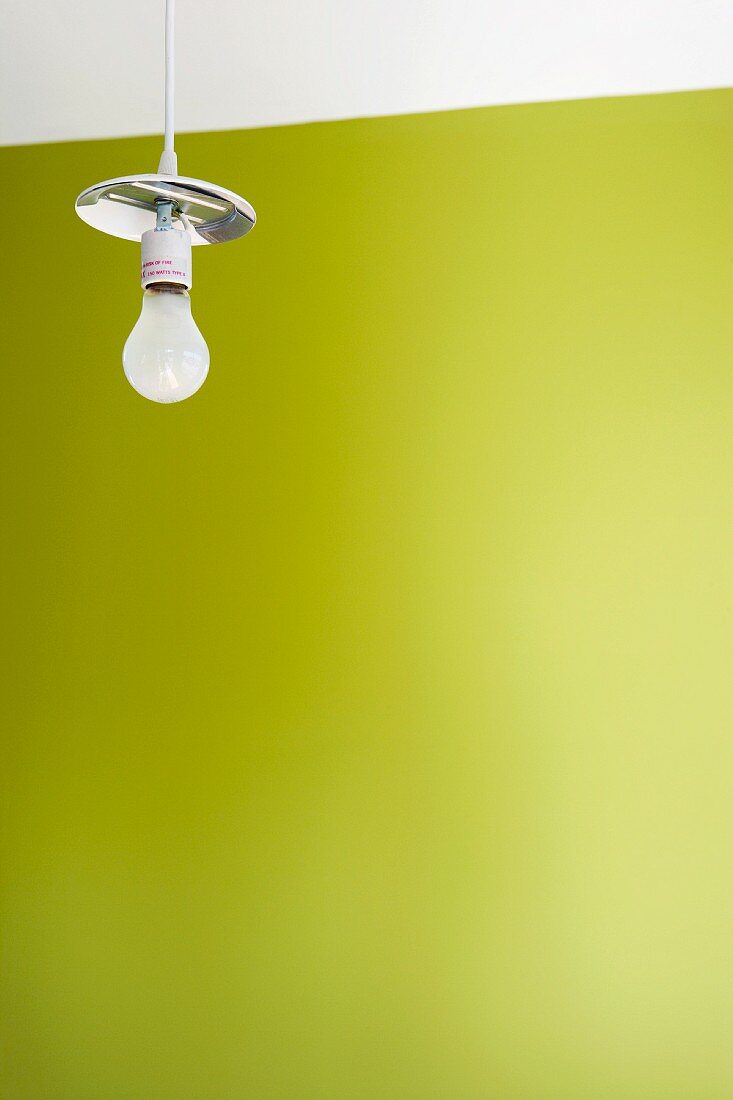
[158,0,178,175]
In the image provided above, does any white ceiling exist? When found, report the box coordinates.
[2,0,732,147]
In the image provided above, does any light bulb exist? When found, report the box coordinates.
[123,284,209,404]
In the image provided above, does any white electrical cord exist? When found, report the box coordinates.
[158,0,178,175]
[176,209,194,234]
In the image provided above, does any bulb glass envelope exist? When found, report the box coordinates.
[75,174,256,245]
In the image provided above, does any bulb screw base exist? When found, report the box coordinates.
[140,227,192,289]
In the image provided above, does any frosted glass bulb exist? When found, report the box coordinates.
[123,285,209,403]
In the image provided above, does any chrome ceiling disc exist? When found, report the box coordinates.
[75,174,256,245]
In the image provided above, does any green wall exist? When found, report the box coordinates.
[1,89,732,1098]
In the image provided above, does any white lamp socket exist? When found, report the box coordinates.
[140,227,192,289]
